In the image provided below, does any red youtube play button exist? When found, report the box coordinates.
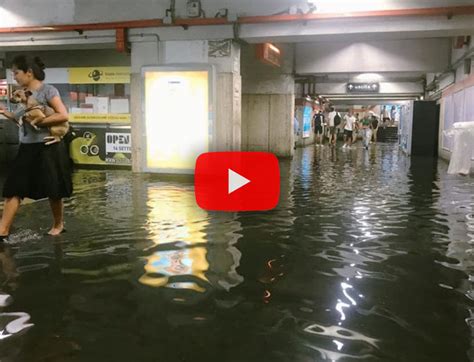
[195,152,280,212]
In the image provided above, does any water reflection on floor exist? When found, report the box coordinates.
[0,143,473,361]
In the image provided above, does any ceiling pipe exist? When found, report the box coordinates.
[0,18,227,34]
[0,19,164,33]
[0,6,473,34]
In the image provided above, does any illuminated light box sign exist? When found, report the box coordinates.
[347,83,380,93]
[302,105,312,139]
[256,43,282,67]
[141,66,215,174]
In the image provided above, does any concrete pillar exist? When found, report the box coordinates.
[241,43,295,157]
[159,40,241,153]
[208,41,242,152]
[131,39,241,173]
[130,40,159,173]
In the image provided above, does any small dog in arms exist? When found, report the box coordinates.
[10,88,69,145]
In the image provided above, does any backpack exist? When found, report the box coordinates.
[334,113,341,126]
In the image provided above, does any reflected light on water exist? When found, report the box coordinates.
[139,187,209,291]
[335,299,350,322]
[0,312,34,340]
[333,339,344,351]
[341,282,357,306]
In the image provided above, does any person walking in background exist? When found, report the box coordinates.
[352,112,360,144]
[342,109,356,149]
[361,113,373,150]
[390,105,397,125]
[325,109,331,144]
[371,112,380,143]
[336,111,345,142]
[327,107,340,146]
[382,105,390,125]
[313,110,324,146]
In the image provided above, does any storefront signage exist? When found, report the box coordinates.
[69,127,132,166]
[256,43,281,67]
[106,132,132,153]
[68,67,131,84]
[69,113,131,124]
[346,83,380,93]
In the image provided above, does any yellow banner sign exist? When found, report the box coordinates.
[68,67,131,84]
[69,113,131,124]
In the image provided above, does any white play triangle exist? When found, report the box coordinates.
[228,169,251,194]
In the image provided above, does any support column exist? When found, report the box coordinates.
[131,39,241,173]
[241,44,295,157]
[130,40,159,172]
[208,41,242,152]
[159,40,242,152]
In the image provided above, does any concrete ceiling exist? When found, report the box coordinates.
[240,13,474,44]
[299,72,426,83]
[2,1,473,27]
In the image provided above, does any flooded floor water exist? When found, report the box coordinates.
[0,143,473,362]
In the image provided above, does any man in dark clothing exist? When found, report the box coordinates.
[313,110,324,146]
[371,115,379,143]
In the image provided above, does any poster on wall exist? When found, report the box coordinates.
[302,105,312,139]
[70,127,132,166]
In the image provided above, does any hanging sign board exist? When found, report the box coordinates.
[256,43,282,67]
[347,83,380,93]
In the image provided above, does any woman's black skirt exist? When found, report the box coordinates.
[3,141,73,200]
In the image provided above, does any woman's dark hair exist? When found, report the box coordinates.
[11,55,46,81]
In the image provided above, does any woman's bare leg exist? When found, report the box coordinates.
[0,197,21,236]
[48,198,65,235]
